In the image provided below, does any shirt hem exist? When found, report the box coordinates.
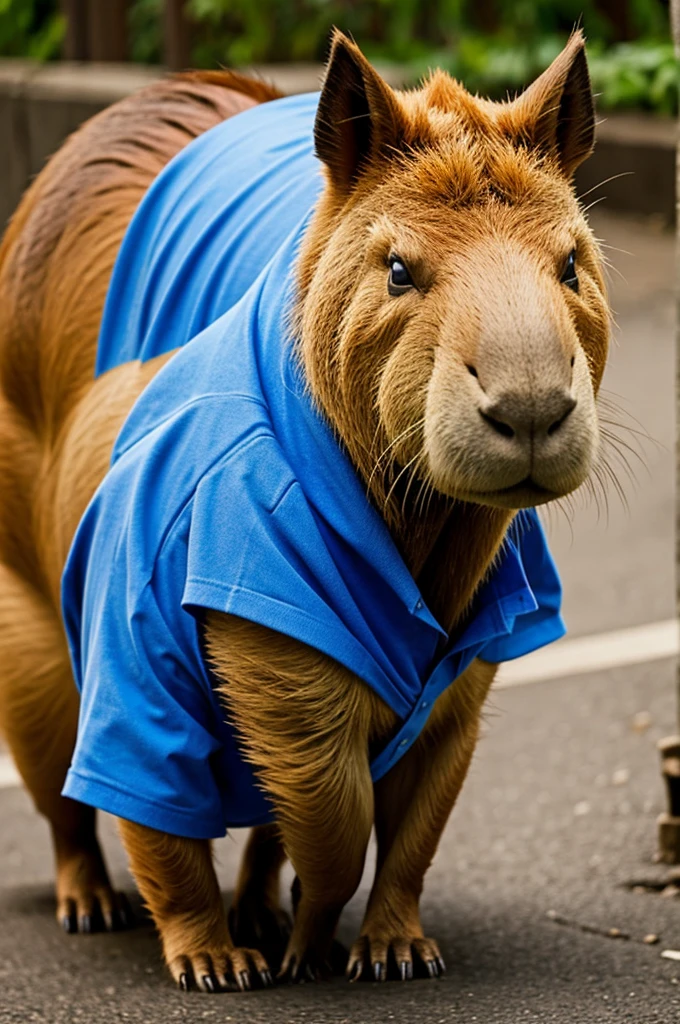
[62,769,227,840]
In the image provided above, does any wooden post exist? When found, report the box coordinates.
[60,0,89,60]
[86,0,128,62]
[671,0,680,736]
[164,0,192,71]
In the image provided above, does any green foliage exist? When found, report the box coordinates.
[183,0,448,66]
[414,35,678,115]
[0,0,63,60]
[128,0,163,64]
[181,0,677,115]
[0,0,676,114]
[590,42,678,114]
[178,0,672,63]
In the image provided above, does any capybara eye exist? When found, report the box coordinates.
[388,255,415,296]
[560,249,579,293]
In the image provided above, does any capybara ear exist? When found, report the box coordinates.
[510,30,595,177]
[315,29,407,192]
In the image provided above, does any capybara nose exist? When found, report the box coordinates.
[479,390,577,442]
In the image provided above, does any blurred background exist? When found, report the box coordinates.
[1,1,676,231]
[0,0,676,113]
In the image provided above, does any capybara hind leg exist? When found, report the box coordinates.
[0,563,130,932]
[347,659,496,982]
[51,799,132,933]
[118,819,273,992]
[228,825,291,969]
[205,614,377,981]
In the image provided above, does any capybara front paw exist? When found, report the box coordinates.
[56,846,134,934]
[168,946,273,993]
[58,887,133,934]
[346,933,446,982]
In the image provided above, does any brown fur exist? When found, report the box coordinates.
[0,33,609,990]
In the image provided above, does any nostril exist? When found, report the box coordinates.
[547,398,577,436]
[466,365,478,378]
[480,410,515,439]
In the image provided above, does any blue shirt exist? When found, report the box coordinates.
[62,93,565,839]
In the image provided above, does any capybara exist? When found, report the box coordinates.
[0,30,608,989]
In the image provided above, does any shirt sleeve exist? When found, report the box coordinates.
[62,462,228,840]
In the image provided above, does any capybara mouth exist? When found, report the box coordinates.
[453,477,559,509]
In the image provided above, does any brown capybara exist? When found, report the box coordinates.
[0,31,609,990]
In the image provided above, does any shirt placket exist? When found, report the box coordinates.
[369,647,478,782]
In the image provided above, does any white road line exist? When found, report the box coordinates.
[0,619,677,791]
[496,618,679,689]
[0,753,21,790]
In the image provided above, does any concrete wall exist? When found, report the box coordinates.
[0,59,676,232]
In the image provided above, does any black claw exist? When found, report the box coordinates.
[79,914,93,934]
[259,969,272,988]
[304,963,316,983]
[202,975,216,993]
[406,960,414,981]
[348,960,361,983]
[399,961,408,982]
[179,973,189,992]
[61,915,75,934]
[426,959,437,978]
[373,962,384,982]
[239,970,251,991]
[436,956,446,974]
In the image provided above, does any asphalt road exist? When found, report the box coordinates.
[0,210,678,1024]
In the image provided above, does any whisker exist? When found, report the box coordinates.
[399,452,428,519]
[600,258,627,285]
[383,450,423,514]
[598,452,629,514]
[597,391,660,448]
[578,171,635,202]
[419,469,439,521]
[582,195,609,215]
[599,427,647,469]
[590,465,609,524]
[410,463,432,519]
[367,418,425,492]
[597,242,633,258]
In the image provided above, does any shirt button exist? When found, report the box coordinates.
[420,700,430,710]
[399,737,410,748]
[416,599,423,611]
